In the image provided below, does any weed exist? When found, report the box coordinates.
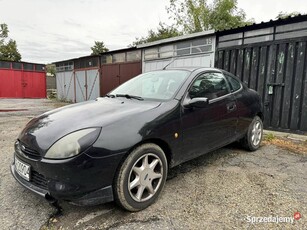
[264,133,275,142]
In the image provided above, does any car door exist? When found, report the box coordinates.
[223,71,247,140]
[180,71,238,161]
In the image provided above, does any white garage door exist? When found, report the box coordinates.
[56,71,75,102]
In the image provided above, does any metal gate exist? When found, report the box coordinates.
[216,40,307,133]
[56,71,75,102]
[101,62,141,96]
[75,69,100,103]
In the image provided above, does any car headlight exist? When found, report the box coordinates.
[45,128,101,159]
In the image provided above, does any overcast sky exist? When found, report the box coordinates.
[0,0,306,63]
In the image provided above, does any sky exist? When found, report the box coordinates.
[0,0,306,64]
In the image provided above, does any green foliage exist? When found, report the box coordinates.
[276,11,302,19]
[167,0,210,33]
[91,41,109,55]
[0,23,22,62]
[0,39,22,62]
[47,89,57,99]
[130,0,252,45]
[130,22,182,46]
[264,133,276,142]
[46,64,56,76]
[167,0,253,33]
[0,23,9,39]
[209,0,253,31]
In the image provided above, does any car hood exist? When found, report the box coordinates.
[18,97,161,152]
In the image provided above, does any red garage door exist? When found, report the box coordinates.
[0,61,46,98]
[100,61,141,96]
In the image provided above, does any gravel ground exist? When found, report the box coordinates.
[0,99,306,230]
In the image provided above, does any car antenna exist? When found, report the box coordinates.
[162,57,178,70]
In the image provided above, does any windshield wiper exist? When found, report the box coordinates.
[105,94,115,98]
[115,94,144,101]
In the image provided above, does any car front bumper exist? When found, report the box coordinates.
[10,150,125,205]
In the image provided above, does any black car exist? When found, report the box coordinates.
[11,67,263,211]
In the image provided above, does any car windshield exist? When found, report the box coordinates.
[110,70,190,100]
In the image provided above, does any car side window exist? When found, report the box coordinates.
[189,72,230,100]
[224,73,241,92]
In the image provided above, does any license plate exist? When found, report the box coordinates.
[15,157,31,181]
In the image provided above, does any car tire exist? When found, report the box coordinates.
[241,116,263,151]
[114,143,168,211]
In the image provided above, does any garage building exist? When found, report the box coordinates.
[55,59,75,102]
[55,55,101,103]
[215,15,307,133]
[55,48,142,102]
[100,48,142,96]
[54,15,307,134]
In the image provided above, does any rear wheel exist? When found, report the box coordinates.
[114,143,168,211]
[241,116,263,151]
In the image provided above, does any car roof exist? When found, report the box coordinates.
[164,67,222,72]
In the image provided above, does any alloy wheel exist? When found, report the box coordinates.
[128,153,163,202]
[251,120,262,146]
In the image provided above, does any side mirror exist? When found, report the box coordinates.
[185,97,209,108]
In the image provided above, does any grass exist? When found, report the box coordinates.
[264,133,276,142]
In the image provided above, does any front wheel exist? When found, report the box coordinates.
[241,116,263,151]
[114,143,168,211]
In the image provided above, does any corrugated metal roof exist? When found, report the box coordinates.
[216,14,307,35]
[0,60,45,65]
[53,57,77,65]
[53,55,101,64]
[136,29,215,48]
[100,46,138,55]
[53,47,139,64]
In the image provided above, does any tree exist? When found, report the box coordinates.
[0,23,9,40]
[0,39,21,61]
[46,64,56,76]
[91,41,109,55]
[276,11,302,19]
[209,0,253,31]
[130,22,182,46]
[167,0,253,33]
[0,23,22,61]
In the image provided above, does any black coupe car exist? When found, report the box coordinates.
[11,67,263,211]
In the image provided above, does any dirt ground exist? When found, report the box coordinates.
[0,99,306,230]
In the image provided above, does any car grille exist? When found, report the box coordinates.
[31,170,48,190]
[17,141,41,160]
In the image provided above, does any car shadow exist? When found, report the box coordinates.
[167,142,244,180]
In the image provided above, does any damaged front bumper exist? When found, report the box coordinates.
[10,162,114,206]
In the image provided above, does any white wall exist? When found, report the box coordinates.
[142,35,216,72]
[143,53,214,72]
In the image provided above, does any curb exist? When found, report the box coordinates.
[264,130,307,142]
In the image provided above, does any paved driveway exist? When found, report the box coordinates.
[0,99,306,229]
